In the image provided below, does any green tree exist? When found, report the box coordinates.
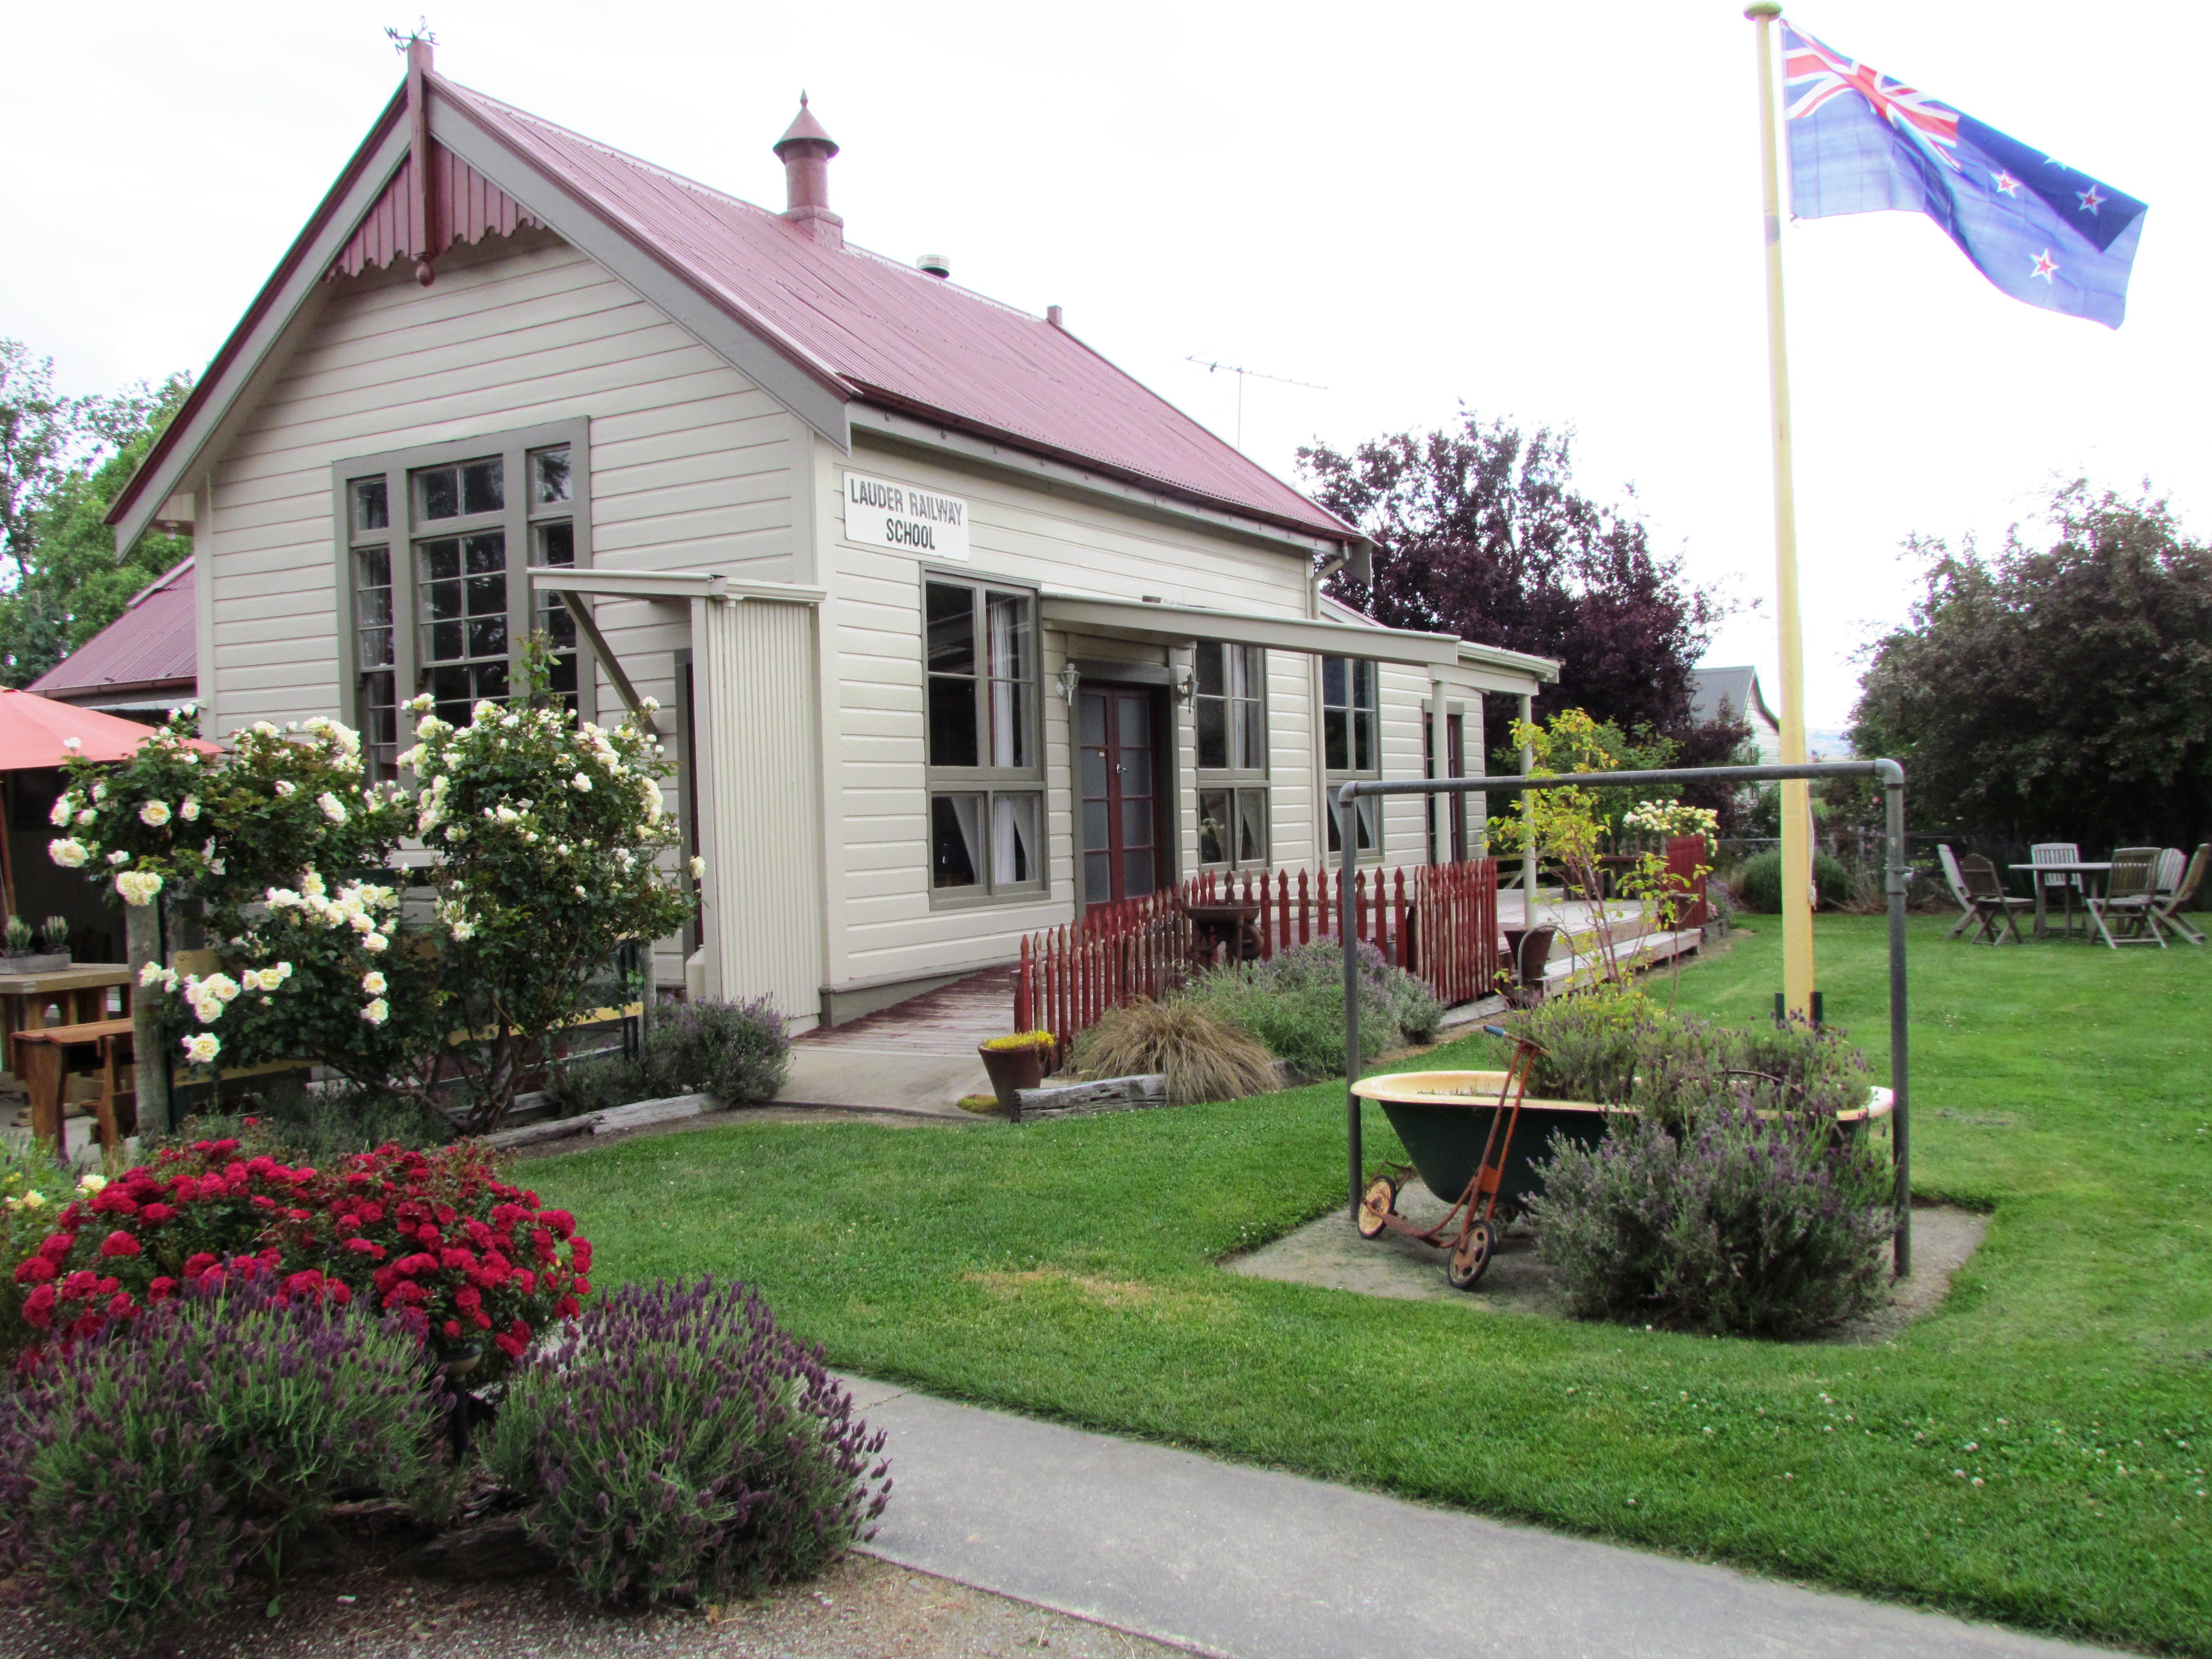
[0,341,192,686]
[1850,482,2212,847]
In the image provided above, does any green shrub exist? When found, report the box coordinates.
[1186,941,1435,1078]
[643,997,791,1102]
[165,1075,457,1162]
[542,1050,653,1117]
[1529,1103,1896,1337]
[484,1277,889,1606]
[1735,848,1851,912]
[1070,1001,1280,1104]
[0,1276,440,1640]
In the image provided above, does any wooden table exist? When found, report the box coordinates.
[1183,902,1264,970]
[14,1017,134,1157]
[0,965,133,1075]
[2008,862,2110,940]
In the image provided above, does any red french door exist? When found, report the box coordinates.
[1079,687,1160,915]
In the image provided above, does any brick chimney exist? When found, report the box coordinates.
[773,95,842,249]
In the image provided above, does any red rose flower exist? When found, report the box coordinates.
[13,1256,55,1284]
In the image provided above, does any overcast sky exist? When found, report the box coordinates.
[7,1,2198,732]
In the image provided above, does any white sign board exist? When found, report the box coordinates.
[842,471,970,560]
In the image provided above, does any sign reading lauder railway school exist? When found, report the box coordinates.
[842,472,970,559]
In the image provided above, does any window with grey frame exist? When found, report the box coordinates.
[923,576,1044,897]
[341,424,587,780]
[1322,654,1381,858]
[1194,640,1268,869]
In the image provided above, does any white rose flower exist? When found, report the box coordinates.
[108,849,132,865]
[180,1033,221,1066]
[48,839,88,869]
[139,961,169,987]
[317,791,348,824]
[360,970,388,995]
[91,783,107,802]
[573,885,586,898]
[203,973,241,1004]
[363,932,389,953]
[273,779,297,797]
[689,855,705,879]
[405,693,435,714]
[62,736,82,753]
[180,797,200,821]
[115,870,164,906]
[48,796,74,828]
[139,799,172,827]
[448,919,475,942]
[75,810,95,826]
[76,1174,108,1195]
[360,998,390,1027]
[570,772,592,793]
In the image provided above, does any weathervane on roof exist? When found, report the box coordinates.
[382,18,441,286]
[1183,357,1327,451]
[384,18,436,53]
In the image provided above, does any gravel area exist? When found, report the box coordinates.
[0,1554,1195,1659]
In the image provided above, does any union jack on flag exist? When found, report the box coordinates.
[1778,20,2146,327]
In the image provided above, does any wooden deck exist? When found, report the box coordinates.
[798,967,1016,1059]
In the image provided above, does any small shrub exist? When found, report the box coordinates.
[1735,848,1851,912]
[484,1277,890,1606]
[1185,941,1431,1078]
[0,1275,440,1640]
[542,1051,653,1118]
[1070,1001,1279,1104]
[167,1075,457,1162]
[1529,1104,1896,1337]
[643,997,791,1102]
[981,1030,1056,1053]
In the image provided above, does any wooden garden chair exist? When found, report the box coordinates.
[2151,844,2207,947]
[2087,848,2166,949]
[1936,845,1979,940]
[2029,841,2087,938]
[1958,854,2032,945]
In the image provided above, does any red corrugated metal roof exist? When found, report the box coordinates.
[29,559,197,701]
[437,79,1354,542]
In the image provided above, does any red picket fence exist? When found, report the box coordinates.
[1662,835,1711,929]
[1014,859,1501,1059]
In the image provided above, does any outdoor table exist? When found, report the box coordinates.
[13,1016,134,1157]
[2008,862,2111,940]
[1183,902,1264,970]
[0,965,133,1076]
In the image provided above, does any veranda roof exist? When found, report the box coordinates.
[0,688,212,772]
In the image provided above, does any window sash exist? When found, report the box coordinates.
[923,575,1041,785]
[1195,641,1268,779]
[1198,784,1270,869]
[1321,655,1380,779]
[929,786,1046,896]
[335,422,591,781]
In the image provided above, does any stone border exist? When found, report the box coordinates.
[480,1092,713,1148]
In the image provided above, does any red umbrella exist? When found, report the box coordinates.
[0,690,218,922]
[0,688,216,770]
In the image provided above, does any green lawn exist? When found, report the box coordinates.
[531,919,2212,1654]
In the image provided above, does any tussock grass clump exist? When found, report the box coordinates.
[1071,1001,1280,1104]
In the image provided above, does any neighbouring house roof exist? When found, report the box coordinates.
[1691,664,1779,731]
[28,559,197,709]
[111,67,1359,552]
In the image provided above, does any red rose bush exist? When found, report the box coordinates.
[4,1138,588,1367]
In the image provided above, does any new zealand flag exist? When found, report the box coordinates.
[1782,23,2147,327]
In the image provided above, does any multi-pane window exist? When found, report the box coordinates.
[924,577,1044,898]
[1194,641,1268,869]
[338,424,589,779]
[1322,655,1380,858]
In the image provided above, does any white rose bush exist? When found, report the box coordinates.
[49,653,691,1131]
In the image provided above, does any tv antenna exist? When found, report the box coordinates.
[1183,357,1327,451]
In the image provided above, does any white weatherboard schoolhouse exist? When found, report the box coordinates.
[110,44,1556,1033]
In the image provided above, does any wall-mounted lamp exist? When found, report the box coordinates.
[1056,663,1082,705]
[1173,668,1196,708]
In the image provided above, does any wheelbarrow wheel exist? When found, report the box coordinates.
[1356,1175,1399,1240]
[1447,1218,1495,1290]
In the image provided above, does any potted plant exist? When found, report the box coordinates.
[978,1030,1056,1110]
[1,917,74,974]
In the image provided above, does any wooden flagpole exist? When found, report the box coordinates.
[1748,2,1816,1018]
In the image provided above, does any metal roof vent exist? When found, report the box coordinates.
[773,94,843,250]
[917,253,951,279]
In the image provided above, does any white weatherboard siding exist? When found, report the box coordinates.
[201,233,801,736]
[812,435,1348,992]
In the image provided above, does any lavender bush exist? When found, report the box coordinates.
[1530,1104,1895,1337]
[0,1275,440,1640]
[1188,940,1440,1078]
[643,996,792,1102]
[484,1277,889,1606]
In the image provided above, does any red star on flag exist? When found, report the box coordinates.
[1992,170,2022,196]
[2029,248,2060,282]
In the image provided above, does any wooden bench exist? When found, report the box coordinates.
[14,1018,134,1158]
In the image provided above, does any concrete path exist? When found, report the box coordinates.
[844,1377,2116,1659]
